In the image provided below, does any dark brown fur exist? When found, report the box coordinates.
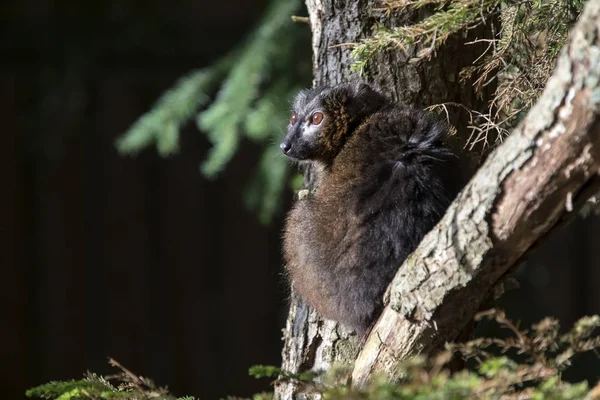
[281,83,465,333]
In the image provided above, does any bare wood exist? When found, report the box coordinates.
[351,0,600,385]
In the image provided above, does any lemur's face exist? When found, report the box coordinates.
[280,88,328,161]
[280,83,387,162]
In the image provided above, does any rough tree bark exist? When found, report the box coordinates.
[276,0,600,399]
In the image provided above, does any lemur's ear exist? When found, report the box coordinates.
[353,82,379,97]
[341,82,388,119]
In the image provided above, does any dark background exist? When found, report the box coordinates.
[1,1,600,399]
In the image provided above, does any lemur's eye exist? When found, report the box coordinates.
[289,113,297,125]
[311,112,324,125]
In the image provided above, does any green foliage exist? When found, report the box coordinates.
[248,364,318,383]
[351,0,504,71]
[196,0,306,178]
[249,365,282,379]
[352,0,586,149]
[250,392,274,400]
[116,0,311,224]
[244,144,291,224]
[26,379,112,400]
[250,311,600,399]
[115,60,231,158]
[25,312,600,399]
[26,360,197,400]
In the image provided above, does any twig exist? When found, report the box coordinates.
[291,16,310,24]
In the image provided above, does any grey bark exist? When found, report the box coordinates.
[277,0,600,398]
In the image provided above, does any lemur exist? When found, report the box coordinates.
[281,83,465,333]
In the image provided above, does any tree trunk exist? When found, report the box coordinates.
[275,2,491,399]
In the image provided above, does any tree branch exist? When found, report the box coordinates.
[351,0,600,386]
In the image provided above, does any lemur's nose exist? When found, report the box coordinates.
[280,141,292,154]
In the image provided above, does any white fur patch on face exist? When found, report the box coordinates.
[301,122,321,138]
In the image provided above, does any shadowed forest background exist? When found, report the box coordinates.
[1,1,600,399]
